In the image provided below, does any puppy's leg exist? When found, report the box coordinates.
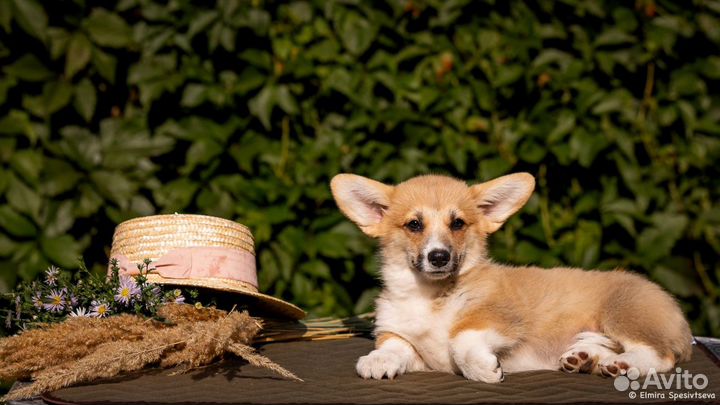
[598,342,675,378]
[356,332,426,379]
[560,332,622,374]
[596,272,693,377]
[450,329,510,383]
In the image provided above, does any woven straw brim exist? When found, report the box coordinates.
[111,214,254,263]
[145,274,306,320]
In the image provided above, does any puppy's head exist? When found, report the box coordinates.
[330,173,535,280]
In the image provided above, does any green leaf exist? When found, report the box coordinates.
[248,85,275,130]
[10,0,47,42]
[698,14,720,44]
[306,39,340,62]
[219,25,236,52]
[188,10,218,39]
[90,171,136,209]
[75,185,103,218]
[0,0,11,33]
[92,47,117,82]
[637,214,688,264]
[182,138,222,174]
[337,10,376,56]
[594,28,636,46]
[275,85,298,115]
[180,83,207,107]
[153,178,199,211]
[299,260,331,280]
[652,15,694,37]
[0,76,16,105]
[532,49,574,68]
[74,78,96,122]
[6,175,41,219]
[652,266,698,298]
[572,220,602,268]
[0,169,9,194]
[3,54,53,81]
[287,2,313,23]
[569,129,609,167]
[354,287,379,313]
[44,81,73,114]
[493,64,524,87]
[40,159,82,196]
[517,140,546,164]
[44,200,75,238]
[0,206,36,238]
[47,27,71,59]
[65,32,92,79]
[514,240,547,264]
[0,233,17,257]
[315,232,351,258]
[547,110,576,143]
[235,67,266,94]
[258,250,280,290]
[479,157,512,180]
[85,9,133,48]
[591,91,632,114]
[9,149,43,184]
[40,235,81,269]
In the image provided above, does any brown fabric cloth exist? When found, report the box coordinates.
[43,338,720,405]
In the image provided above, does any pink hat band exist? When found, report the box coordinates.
[110,246,259,291]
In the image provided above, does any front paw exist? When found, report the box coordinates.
[460,360,504,383]
[356,349,407,380]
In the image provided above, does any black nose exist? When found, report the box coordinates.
[428,249,451,268]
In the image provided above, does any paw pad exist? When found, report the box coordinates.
[560,351,595,374]
[599,361,632,378]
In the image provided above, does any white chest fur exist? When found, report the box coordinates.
[374,296,458,372]
[373,266,466,373]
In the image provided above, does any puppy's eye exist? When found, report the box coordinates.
[450,218,465,231]
[405,219,423,232]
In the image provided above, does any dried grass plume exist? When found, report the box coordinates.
[1,304,301,401]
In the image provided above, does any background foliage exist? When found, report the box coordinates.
[0,0,718,335]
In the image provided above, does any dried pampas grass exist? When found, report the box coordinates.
[1,304,300,402]
[0,314,153,381]
[256,313,374,343]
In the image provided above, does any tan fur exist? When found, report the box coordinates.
[451,265,691,362]
[331,173,693,380]
[375,332,403,349]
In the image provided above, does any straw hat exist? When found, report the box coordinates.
[109,214,305,320]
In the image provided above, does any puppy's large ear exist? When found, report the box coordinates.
[330,174,393,237]
[470,173,535,233]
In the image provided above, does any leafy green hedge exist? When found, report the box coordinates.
[0,0,719,334]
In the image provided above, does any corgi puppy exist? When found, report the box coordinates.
[330,173,692,382]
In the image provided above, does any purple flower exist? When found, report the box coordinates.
[32,292,43,309]
[89,300,110,318]
[171,289,185,304]
[45,265,60,286]
[44,289,65,312]
[4,311,11,329]
[115,277,141,306]
[61,288,78,307]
